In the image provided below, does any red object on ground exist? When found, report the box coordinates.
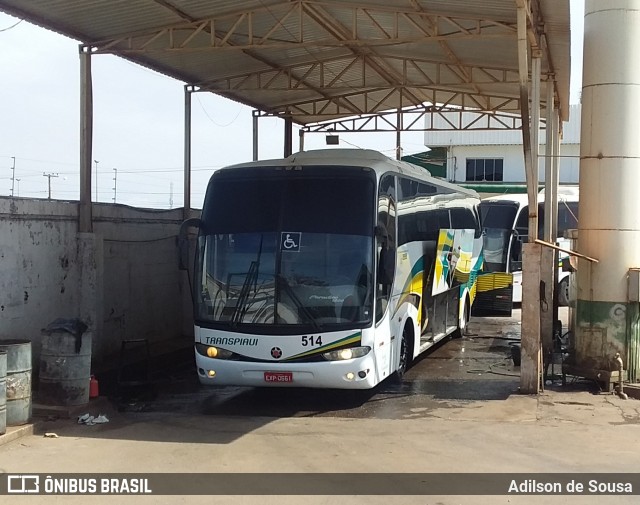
[89,375,99,398]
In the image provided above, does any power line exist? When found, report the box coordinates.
[0,18,23,32]
[194,93,244,127]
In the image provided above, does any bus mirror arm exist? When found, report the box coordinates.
[178,217,201,271]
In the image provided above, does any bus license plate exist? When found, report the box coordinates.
[264,372,293,383]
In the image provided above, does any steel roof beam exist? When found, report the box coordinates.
[298,104,530,132]
[252,86,526,120]
[193,55,527,91]
[88,4,516,54]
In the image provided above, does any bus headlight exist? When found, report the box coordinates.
[195,343,234,359]
[322,346,370,361]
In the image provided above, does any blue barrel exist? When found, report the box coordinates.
[0,350,6,434]
[0,340,32,426]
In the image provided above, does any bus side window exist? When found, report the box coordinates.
[450,207,480,235]
[376,174,396,322]
[558,201,579,238]
[511,233,523,264]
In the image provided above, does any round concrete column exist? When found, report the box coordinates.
[576,0,640,380]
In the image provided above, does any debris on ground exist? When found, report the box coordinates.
[77,413,109,426]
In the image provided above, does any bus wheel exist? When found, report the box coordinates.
[394,324,413,383]
[558,278,570,306]
[452,295,469,338]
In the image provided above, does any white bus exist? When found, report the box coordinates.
[476,187,579,313]
[182,149,484,389]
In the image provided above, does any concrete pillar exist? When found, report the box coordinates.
[517,2,542,393]
[79,47,93,233]
[575,0,640,379]
[77,233,103,360]
[521,242,543,393]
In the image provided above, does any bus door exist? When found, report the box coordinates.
[472,200,519,317]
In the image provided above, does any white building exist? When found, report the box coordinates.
[424,104,581,191]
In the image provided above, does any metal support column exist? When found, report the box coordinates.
[396,108,402,160]
[540,71,555,364]
[544,84,558,243]
[551,110,560,247]
[252,110,259,161]
[299,128,305,152]
[183,85,193,220]
[284,116,293,157]
[79,46,93,233]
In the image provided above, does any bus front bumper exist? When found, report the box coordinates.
[195,350,378,389]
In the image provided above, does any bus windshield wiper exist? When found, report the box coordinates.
[230,235,263,326]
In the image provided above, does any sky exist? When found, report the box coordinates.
[0,1,584,209]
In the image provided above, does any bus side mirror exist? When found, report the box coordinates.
[561,256,575,272]
[178,217,201,271]
[511,235,522,261]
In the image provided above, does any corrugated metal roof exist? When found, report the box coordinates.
[0,0,571,126]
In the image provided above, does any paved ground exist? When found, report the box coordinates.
[1,308,639,505]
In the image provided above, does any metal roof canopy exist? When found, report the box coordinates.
[0,0,570,225]
[0,0,571,395]
[0,0,570,126]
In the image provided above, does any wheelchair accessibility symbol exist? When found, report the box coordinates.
[281,232,301,252]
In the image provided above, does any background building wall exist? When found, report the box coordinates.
[426,104,581,186]
[445,144,580,184]
[0,196,192,372]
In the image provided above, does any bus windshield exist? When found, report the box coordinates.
[480,201,519,271]
[195,167,375,333]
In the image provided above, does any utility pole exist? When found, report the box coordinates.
[43,172,59,200]
[169,182,174,209]
[94,159,99,201]
[112,168,117,203]
[10,156,15,197]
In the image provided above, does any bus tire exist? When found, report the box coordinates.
[452,294,470,338]
[558,277,570,306]
[393,323,414,383]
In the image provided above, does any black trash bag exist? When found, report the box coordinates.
[42,318,89,354]
[511,343,521,367]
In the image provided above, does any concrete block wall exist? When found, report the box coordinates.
[0,196,193,373]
